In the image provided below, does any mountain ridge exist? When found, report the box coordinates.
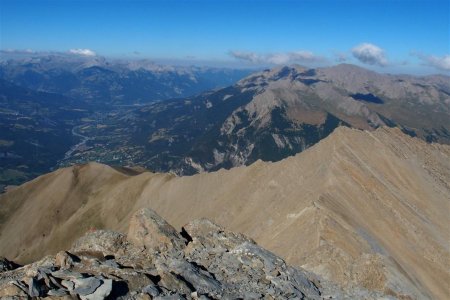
[1,126,449,299]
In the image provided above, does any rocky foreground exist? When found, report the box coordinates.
[0,208,339,299]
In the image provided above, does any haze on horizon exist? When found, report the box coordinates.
[1,0,449,75]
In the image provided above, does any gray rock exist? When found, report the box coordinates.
[142,283,161,296]
[73,277,102,296]
[231,241,285,272]
[286,266,321,297]
[103,259,120,268]
[181,219,322,299]
[168,258,221,294]
[28,277,44,297]
[158,272,193,295]
[80,279,113,300]
[47,288,68,296]
[61,279,75,291]
[52,269,84,280]
[49,274,66,289]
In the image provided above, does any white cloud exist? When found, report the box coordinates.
[351,43,387,66]
[229,50,322,65]
[412,52,450,71]
[0,48,36,54]
[68,48,96,56]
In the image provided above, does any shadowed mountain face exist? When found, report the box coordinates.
[0,56,252,187]
[1,127,449,299]
[60,64,450,175]
[0,79,91,186]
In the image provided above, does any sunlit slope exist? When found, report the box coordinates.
[0,127,449,299]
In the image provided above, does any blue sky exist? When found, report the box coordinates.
[1,0,449,74]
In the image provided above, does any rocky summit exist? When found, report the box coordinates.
[0,208,333,299]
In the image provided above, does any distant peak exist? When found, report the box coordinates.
[239,64,312,85]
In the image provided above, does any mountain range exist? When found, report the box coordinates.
[0,55,252,105]
[1,60,449,189]
[1,127,448,299]
[59,64,450,175]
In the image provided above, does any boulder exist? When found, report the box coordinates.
[127,208,184,253]
[55,251,77,269]
[71,230,128,258]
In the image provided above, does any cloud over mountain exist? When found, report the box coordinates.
[0,48,36,54]
[413,52,450,71]
[68,48,96,56]
[351,43,388,66]
[229,50,323,65]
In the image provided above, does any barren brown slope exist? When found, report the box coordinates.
[0,127,449,299]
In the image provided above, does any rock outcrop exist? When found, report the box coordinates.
[0,208,327,299]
